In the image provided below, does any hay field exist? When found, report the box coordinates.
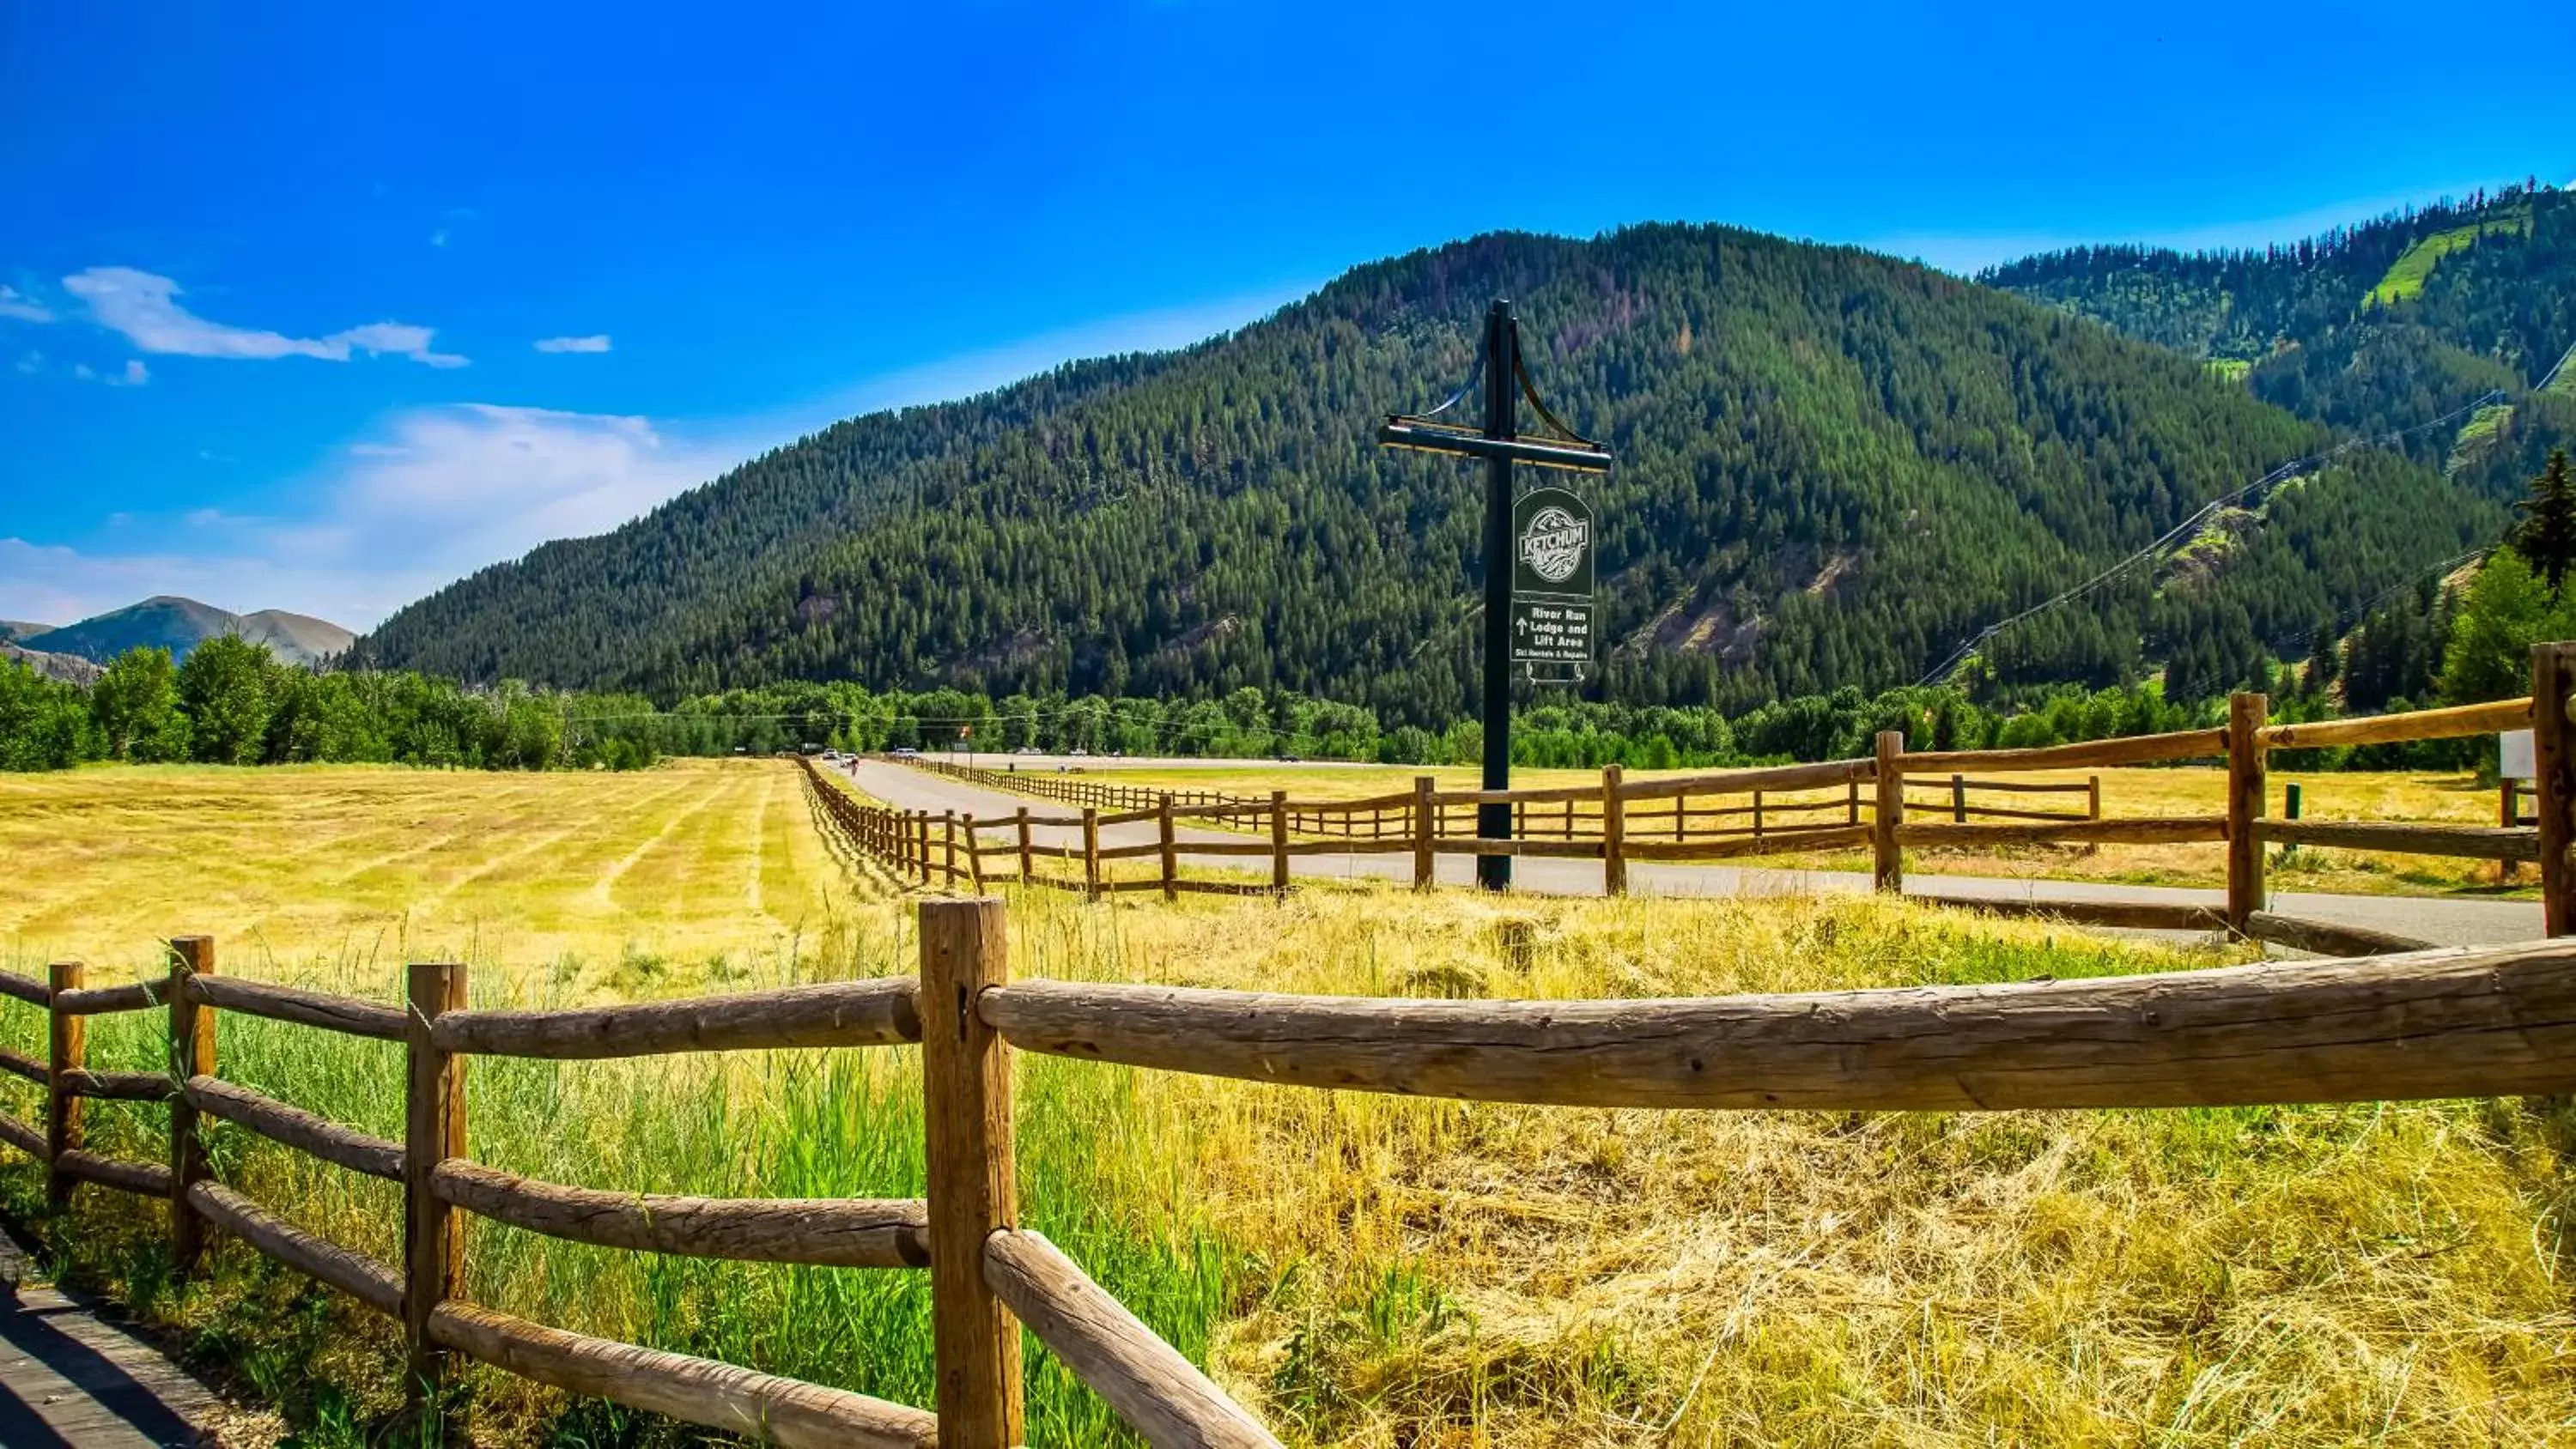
[0,758,880,991]
[3,763,2570,1446]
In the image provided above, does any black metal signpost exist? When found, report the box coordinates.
[1379,300,1612,888]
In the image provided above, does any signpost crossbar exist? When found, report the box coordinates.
[1376,299,1613,890]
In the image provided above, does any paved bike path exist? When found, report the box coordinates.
[841,760,2545,947]
[0,1221,221,1446]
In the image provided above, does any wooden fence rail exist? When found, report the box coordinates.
[12,885,2576,1443]
[13,661,2529,1435]
[0,916,1273,1448]
[829,642,2576,947]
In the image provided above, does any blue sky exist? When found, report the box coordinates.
[3,1,2567,629]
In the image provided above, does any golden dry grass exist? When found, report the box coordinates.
[3,765,2571,1446]
[1030,888,2576,1446]
[0,758,881,988]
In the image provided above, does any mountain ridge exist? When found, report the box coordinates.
[355,209,2552,719]
[22,596,355,668]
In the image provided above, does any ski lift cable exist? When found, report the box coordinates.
[1916,387,2513,686]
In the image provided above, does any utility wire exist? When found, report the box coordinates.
[2537,337,2576,396]
[1917,387,2512,685]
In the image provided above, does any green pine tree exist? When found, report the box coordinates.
[2512,448,2576,598]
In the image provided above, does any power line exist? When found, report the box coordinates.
[1917,388,2512,685]
[2538,338,2576,396]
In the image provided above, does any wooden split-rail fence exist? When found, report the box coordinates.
[821,643,2576,957]
[13,900,2576,1446]
[0,913,1273,1449]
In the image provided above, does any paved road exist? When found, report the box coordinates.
[842,760,2546,947]
[908,750,1376,773]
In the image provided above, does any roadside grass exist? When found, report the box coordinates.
[6,880,2573,1445]
[0,913,1232,1447]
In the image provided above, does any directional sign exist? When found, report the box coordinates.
[1509,486,1595,665]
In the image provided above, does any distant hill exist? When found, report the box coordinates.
[0,621,55,646]
[1984,183,2574,497]
[0,642,101,686]
[20,597,355,667]
[237,609,357,664]
[358,220,2520,720]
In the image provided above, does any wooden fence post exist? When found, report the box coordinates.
[1017,808,1035,883]
[1872,732,1905,893]
[2534,645,2576,935]
[2226,692,2268,937]
[2087,774,2102,822]
[168,936,216,1276]
[1081,808,1102,904]
[1845,778,1860,826]
[45,961,82,1215]
[964,815,987,893]
[919,898,1024,1449]
[404,961,468,1415]
[1412,777,1436,892]
[1601,764,1628,896]
[1157,795,1178,902]
[2502,776,2521,885]
[1752,790,1765,846]
[1951,773,1967,823]
[1270,791,1290,895]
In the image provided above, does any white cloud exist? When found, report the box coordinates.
[0,284,1312,631]
[66,358,150,386]
[0,285,52,324]
[60,266,466,367]
[0,403,738,627]
[533,334,611,354]
[429,229,450,248]
[15,351,41,374]
[329,321,466,367]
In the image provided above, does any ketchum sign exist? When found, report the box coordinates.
[1508,485,1595,668]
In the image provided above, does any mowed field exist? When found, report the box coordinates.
[0,758,878,988]
[1066,761,2531,897]
[2,761,2571,1446]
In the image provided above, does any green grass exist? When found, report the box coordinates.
[2364,209,2530,309]
[0,923,1236,1446]
[2447,400,2518,473]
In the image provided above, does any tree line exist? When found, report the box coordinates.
[0,636,621,773]
[11,447,2567,778]
[355,220,2510,727]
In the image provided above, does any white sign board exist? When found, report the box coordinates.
[2500,728,2535,781]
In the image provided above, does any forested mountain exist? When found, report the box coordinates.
[1986,184,2575,499]
[360,220,2518,724]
